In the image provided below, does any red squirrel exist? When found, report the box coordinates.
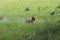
[26,16,35,23]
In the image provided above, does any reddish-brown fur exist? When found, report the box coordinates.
[26,16,35,23]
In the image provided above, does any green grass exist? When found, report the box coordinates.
[0,0,60,40]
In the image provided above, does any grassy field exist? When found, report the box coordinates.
[0,0,60,40]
